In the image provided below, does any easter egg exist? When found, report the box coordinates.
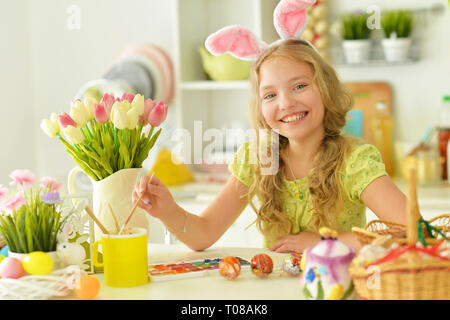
[0,257,25,279]
[0,245,9,257]
[250,254,273,278]
[0,255,5,263]
[22,251,53,275]
[282,252,302,276]
[219,256,241,280]
[75,275,101,300]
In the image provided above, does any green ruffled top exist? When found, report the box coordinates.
[228,142,387,248]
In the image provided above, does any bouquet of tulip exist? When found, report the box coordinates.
[41,93,168,181]
[0,170,74,253]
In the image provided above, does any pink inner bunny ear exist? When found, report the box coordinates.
[274,0,316,39]
[205,25,267,61]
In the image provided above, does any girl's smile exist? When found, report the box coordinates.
[259,56,324,142]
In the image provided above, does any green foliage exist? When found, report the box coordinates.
[58,120,161,181]
[381,10,413,38]
[340,12,371,40]
[0,189,72,253]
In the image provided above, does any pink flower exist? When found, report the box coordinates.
[58,112,77,129]
[139,98,157,125]
[101,93,116,114]
[94,103,109,123]
[120,93,135,103]
[4,191,25,213]
[0,185,8,200]
[9,169,36,189]
[147,101,168,127]
[39,176,63,192]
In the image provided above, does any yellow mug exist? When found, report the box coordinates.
[93,227,149,287]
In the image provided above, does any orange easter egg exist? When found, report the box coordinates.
[75,275,101,300]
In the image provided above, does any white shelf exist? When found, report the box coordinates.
[336,58,420,68]
[180,80,250,91]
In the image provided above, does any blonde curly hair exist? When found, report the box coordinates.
[245,39,359,238]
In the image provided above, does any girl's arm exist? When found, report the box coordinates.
[133,174,249,251]
[360,175,408,225]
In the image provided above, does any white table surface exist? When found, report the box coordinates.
[58,244,306,300]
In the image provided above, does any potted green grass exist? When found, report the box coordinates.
[381,10,414,62]
[339,11,372,64]
[0,170,77,268]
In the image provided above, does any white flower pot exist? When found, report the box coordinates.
[342,40,371,64]
[8,250,61,271]
[381,38,411,62]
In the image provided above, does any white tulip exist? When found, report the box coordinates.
[111,101,129,130]
[83,97,96,121]
[40,119,59,138]
[64,125,85,144]
[127,107,140,129]
[131,94,145,116]
[70,100,89,128]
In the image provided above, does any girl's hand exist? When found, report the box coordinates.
[132,174,176,219]
[269,232,321,253]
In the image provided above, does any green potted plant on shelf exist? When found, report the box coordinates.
[338,11,372,64]
[381,9,414,62]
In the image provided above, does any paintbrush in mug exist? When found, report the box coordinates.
[85,206,110,235]
[118,172,155,235]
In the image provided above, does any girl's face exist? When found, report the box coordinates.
[258,56,325,143]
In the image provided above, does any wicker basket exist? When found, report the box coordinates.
[349,169,450,300]
[0,265,84,300]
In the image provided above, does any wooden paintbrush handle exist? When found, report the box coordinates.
[85,206,109,235]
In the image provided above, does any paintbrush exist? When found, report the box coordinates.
[84,206,109,235]
[108,203,120,233]
[118,172,155,235]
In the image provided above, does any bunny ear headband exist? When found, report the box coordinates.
[205,0,317,62]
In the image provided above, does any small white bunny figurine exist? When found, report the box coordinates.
[57,241,87,266]
[57,222,88,267]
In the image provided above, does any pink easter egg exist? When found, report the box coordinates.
[0,257,25,279]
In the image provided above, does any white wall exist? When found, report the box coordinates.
[1,0,449,183]
[0,0,35,183]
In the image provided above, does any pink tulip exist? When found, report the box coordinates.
[0,185,8,200]
[94,103,109,123]
[9,169,36,189]
[147,101,168,127]
[4,191,25,213]
[58,112,77,129]
[120,93,135,103]
[101,93,116,114]
[139,98,156,125]
[39,176,63,192]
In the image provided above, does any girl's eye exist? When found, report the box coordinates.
[263,93,276,100]
[294,84,306,90]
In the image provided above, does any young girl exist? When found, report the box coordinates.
[132,1,408,253]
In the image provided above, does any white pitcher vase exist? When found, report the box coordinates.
[68,167,149,242]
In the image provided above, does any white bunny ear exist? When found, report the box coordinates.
[274,0,317,40]
[205,25,268,61]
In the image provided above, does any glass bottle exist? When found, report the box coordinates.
[372,101,395,177]
[438,95,450,180]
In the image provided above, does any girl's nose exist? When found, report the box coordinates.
[278,92,296,110]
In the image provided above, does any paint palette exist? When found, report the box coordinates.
[148,257,251,281]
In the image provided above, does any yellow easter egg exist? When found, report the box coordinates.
[22,251,53,275]
[300,249,307,271]
[327,284,344,300]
